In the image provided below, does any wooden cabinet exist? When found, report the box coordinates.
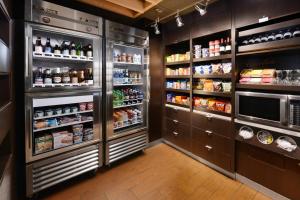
[191,0,231,38]
[192,112,233,138]
[284,158,300,200]
[165,106,190,124]
[191,126,234,172]
[233,0,300,28]
[236,143,286,195]
[163,118,191,151]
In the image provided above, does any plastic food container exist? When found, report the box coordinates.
[35,110,44,118]
[45,109,53,116]
[63,107,71,114]
[71,106,78,113]
[79,103,87,111]
[55,108,62,115]
[276,136,297,152]
[239,126,254,139]
[257,130,273,144]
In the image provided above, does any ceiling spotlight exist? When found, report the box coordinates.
[175,10,184,27]
[152,18,160,35]
[195,1,208,16]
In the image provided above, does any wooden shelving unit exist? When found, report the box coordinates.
[165,60,190,66]
[193,90,232,98]
[193,107,232,117]
[165,75,190,79]
[165,88,190,93]
[193,74,232,79]
[193,54,232,62]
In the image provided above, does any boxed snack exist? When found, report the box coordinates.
[222,63,232,74]
[199,98,208,108]
[194,97,201,107]
[225,103,232,113]
[52,131,73,149]
[203,65,212,75]
[73,124,83,144]
[213,81,222,92]
[211,63,222,74]
[203,80,214,92]
[35,134,53,154]
[207,99,216,110]
[194,79,204,90]
[262,69,276,77]
[215,101,226,112]
[240,69,253,78]
[222,82,232,92]
[83,128,94,141]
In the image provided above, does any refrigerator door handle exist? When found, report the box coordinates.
[25,36,29,77]
[27,108,32,149]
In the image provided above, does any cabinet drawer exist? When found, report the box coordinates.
[192,112,233,138]
[163,122,191,151]
[165,106,190,124]
[191,126,234,171]
[284,158,300,200]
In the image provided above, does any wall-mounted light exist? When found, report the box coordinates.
[195,1,209,16]
[152,18,160,35]
[175,10,184,27]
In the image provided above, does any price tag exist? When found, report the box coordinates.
[259,16,269,23]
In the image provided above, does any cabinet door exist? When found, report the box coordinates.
[284,158,300,200]
[163,14,191,45]
[191,0,231,38]
[236,143,286,194]
[233,0,300,28]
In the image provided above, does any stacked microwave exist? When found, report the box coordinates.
[236,91,300,130]
[24,0,103,197]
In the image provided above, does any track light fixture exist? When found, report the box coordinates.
[195,0,209,16]
[175,10,184,27]
[152,18,160,35]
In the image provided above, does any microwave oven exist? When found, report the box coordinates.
[235,91,288,126]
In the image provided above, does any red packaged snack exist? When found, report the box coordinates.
[215,101,226,112]
[207,99,216,110]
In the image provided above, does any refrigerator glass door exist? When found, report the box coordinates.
[25,91,101,163]
[25,23,101,92]
[107,41,149,140]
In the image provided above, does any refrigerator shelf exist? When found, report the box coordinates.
[113,83,143,86]
[113,62,142,66]
[33,83,93,88]
[33,119,93,133]
[34,110,93,120]
[33,52,93,62]
[114,120,143,131]
[113,102,143,109]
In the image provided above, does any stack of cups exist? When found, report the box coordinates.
[194,45,201,59]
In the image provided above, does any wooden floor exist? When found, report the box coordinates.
[41,143,270,200]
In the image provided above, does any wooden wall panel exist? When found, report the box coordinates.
[233,0,300,28]
[148,33,163,142]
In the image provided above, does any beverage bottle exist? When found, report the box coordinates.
[86,44,93,57]
[45,37,52,53]
[54,45,61,55]
[84,68,93,85]
[70,42,76,56]
[44,69,52,84]
[62,67,71,83]
[35,36,43,53]
[62,41,70,56]
[52,68,62,84]
[76,43,84,56]
[219,38,225,55]
[225,37,231,53]
[34,67,43,84]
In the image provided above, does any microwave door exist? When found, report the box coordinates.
[235,92,287,126]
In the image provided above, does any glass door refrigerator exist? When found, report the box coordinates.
[105,21,149,165]
[24,0,102,197]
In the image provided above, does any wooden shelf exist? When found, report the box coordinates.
[165,75,190,79]
[193,74,232,79]
[193,107,231,117]
[238,18,300,38]
[165,88,190,93]
[166,102,190,109]
[237,37,300,55]
[236,83,300,92]
[193,54,232,62]
[165,60,190,66]
[193,90,232,97]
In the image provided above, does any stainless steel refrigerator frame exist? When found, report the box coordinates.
[24,0,103,197]
[105,20,150,165]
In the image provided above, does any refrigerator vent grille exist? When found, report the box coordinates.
[108,134,147,164]
[31,149,99,193]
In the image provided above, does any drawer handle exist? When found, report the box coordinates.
[173,131,179,136]
[205,145,212,151]
[205,130,213,136]
[173,119,178,123]
[298,163,300,167]
[206,114,212,121]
